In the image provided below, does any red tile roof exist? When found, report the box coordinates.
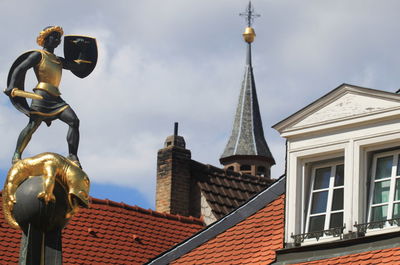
[0,204,20,264]
[293,246,400,265]
[171,194,285,264]
[0,193,204,265]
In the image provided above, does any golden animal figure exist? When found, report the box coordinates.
[2,152,90,229]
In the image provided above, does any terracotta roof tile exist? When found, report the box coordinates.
[171,194,284,264]
[0,193,203,264]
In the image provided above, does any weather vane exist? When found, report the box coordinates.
[239,1,260,27]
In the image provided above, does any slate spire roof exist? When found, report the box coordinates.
[220,21,274,164]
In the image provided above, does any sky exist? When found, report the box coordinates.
[1,0,400,210]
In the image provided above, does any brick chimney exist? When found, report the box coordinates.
[156,123,192,216]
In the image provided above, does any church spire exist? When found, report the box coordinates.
[220,2,275,178]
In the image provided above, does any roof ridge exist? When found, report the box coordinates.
[220,171,273,184]
[1,191,204,226]
[90,197,204,226]
[191,160,271,185]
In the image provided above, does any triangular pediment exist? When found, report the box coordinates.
[274,84,400,134]
[295,91,399,127]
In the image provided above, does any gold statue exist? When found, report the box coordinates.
[4,26,97,167]
[2,26,96,264]
[2,152,90,229]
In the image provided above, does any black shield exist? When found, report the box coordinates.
[6,51,35,116]
[64,35,98,78]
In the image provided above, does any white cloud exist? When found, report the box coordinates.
[1,1,400,206]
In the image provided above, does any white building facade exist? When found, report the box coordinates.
[274,84,400,246]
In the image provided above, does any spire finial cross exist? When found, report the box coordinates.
[239,1,260,27]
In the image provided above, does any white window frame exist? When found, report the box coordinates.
[305,162,345,234]
[368,150,400,227]
[285,147,346,246]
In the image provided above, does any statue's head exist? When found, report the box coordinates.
[37,26,64,47]
[67,165,90,209]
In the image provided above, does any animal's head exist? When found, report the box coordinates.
[66,165,90,209]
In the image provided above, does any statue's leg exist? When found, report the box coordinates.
[58,107,80,163]
[13,117,42,163]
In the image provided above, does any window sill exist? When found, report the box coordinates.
[354,218,400,237]
[290,220,400,247]
[299,235,343,246]
[365,226,400,236]
[291,226,345,246]
[277,230,400,264]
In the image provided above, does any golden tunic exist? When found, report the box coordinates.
[33,50,62,97]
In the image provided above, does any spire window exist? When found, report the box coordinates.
[240,165,251,171]
[257,166,266,175]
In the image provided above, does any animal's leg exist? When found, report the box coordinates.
[37,163,56,204]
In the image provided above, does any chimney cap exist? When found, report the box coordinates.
[164,122,186,148]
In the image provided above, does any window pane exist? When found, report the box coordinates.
[331,188,344,211]
[329,212,343,228]
[376,156,393,180]
[314,167,331,190]
[397,155,400,176]
[373,180,390,204]
[311,191,328,214]
[370,205,388,222]
[334,164,344,187]
[309,215,325,232]
[393,203,400,219]
[395,179,400,201]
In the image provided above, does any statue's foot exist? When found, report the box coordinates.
[67,154,82,169]
[11,153,21,164]
[37,191,56,204]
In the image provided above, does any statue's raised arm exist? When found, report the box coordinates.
[60,35,97,77]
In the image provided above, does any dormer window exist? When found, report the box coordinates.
[306,163,344,234]
[368,151,400,224]
[273,84,400,247]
